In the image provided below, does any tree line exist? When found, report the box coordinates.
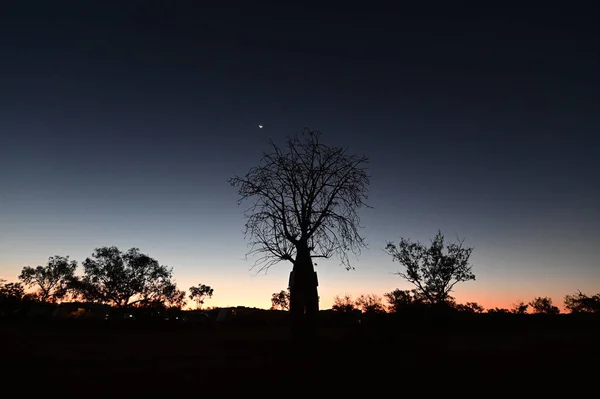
[269,289,600,315]
[2,235,598,318]
[268,231,599,315]
[0,246,214,314]
[2,129,597,323]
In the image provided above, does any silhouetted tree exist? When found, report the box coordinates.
[18,256,77,303]
[487,307,510,314]
[384,288,425,313]
[564,291,600,314]
[229,129,370,337]
[511,301,529,314]
[0,279,25,313]
[189,284,214,309]
[355,294,386,314]
[161,287,187,310]
[385,231,475,305]
[529,297,560,315]
[74,246,182,308]
[331,294,356,312]
[454,302,485,313]
[271,289,290,311]
[0,279,24,300]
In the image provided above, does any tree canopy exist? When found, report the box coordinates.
[189,284,214,309]
[229,129,371,272]
[270,289,290,311]
[19,256,77,303]
[74,246,184,309]
[385,230,475,305]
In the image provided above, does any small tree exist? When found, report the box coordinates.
[385,231,475,305]
[487,307,510,314]
[270,289,290,311]
[384,288,425,313]
[0,279,25,312]
[455,302,485,313]
[0,279,24,300]
[529,297,560,315]
[19,256,77,303]
[189,284,214,309]
[564,291,600,314]
[331,294,356,313]
[355,294,386,314]
[511,301,529,314]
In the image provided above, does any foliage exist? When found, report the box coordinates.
[229,129,371,272]
[0,279,24,301]
[74,246,183,308]
[0,279,25,312]
[270,289,290,311]
[487,307,510,314]
[355,294,386,314]
[18,256,77,302]
[454,301,485,313]
[384,288,426,313]
[564,291,600,314]
[385,230,475,304]
[511,301,529,314]
[529,297,560,315]
[331,294,357,312]
[189,284,214,309]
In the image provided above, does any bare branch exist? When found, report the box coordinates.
[230,128,371,272]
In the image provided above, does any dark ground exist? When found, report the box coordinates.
[2,317,598,395]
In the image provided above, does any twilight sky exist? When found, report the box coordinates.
[1,2,598,310]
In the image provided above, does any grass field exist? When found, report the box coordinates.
[2,317,598,394]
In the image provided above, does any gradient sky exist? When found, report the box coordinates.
[1,2,598,311]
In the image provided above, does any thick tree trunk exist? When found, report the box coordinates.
[289,245,319,341]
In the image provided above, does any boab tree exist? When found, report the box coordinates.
[19,256,77,303]
[385,230,475,307]
[230,129,370,337]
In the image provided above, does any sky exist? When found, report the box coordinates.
[1,2,599,311]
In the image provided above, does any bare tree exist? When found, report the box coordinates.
[385,230,475,305]
[19,256,77,303]
[229,129,370,336]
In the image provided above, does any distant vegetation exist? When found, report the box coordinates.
[1,231,599,325]
[0,246,213,321]
[1,132,598,328]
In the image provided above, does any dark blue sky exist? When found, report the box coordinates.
[1,2,598,309]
